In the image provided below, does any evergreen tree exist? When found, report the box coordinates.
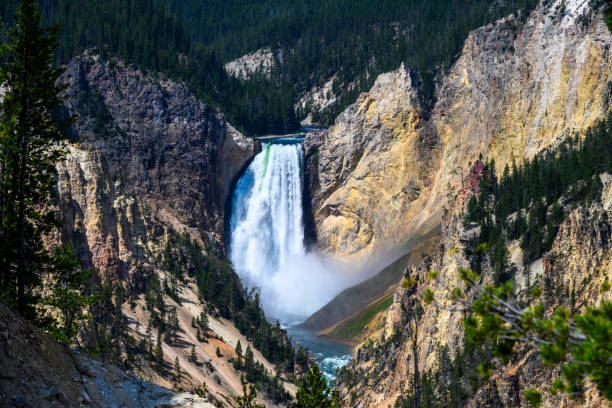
[166,307,180,344]
[244,345,255,381]
[234,339,243,369]
[154,331,164,370]
[145,325,152,357]
[199,310,209,334]
[112,285,126,339]
[0,0,72,317]
[235,340,243,356]
[174,356,181,380]
[189,345,198,364]
[295,365,341,408]
[41,243,95,345]
[234,384,265,408]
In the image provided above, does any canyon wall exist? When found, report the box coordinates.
[305,0,612,263]
[57,52,258,281]
[50,53,294,406]
[336,168,612,408]
[305,0,612,406]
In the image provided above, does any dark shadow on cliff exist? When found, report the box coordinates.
[222,139,262,255]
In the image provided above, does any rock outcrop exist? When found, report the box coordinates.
[304,63,438,260]
[296,75,338,125]
[224,47,279,80]
[57,52,258,280]
[0,302,214,408]
[306,0,612,263]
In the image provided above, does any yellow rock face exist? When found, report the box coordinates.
[308,64,439,262]
[307,1,612,264]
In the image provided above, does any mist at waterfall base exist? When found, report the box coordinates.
[229,139,358,380]
[229,141,367,323]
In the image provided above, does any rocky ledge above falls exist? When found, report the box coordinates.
[57,52,259,278]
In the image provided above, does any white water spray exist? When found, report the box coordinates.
[229,142,358,322]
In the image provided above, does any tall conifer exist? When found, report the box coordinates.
[0,0,71,316]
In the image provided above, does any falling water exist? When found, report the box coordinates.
[229,142,308,320]
[229,139,354,379]
[231,140,358,321]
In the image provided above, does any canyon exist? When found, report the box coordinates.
[1,0,610,406]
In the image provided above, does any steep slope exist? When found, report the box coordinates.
[0,302,213,408]
[303,231,440,333]
[335,166,612,408]
[57,51,258,278]
[306,0,612,263]
[50,52,300,406]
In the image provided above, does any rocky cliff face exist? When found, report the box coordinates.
[335,169,612,408]
[305,0,612,263]
[224,47,279,80]
[304,64,438,260]
[57,52,258,280]
[46,53,296,406]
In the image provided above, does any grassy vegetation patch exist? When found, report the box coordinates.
[329,295,394,344]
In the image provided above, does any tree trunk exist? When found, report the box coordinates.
[16,56,29,312]
[411,317,420,408]
[16,110,27,313]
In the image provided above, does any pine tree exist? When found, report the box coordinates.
[199,310,209,335]
[113,285,126,338]
[41,243,95,345]
[235,339,243,366]
[189,345,198,364]
[244,345,255,381]
[154,331,164,370]
[146,325,153,357]
[234,384,265,408]
[174,356,181,380]
[166,307,180,344]
[295,365,341,408]
[0,0,72,317]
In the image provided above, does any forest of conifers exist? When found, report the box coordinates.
[1,0,541,134]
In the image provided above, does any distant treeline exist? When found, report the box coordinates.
[2,0,543,133]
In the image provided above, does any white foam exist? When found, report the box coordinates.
[320,355,353,382]
[229,143,364,320]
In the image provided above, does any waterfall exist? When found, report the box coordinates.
[229,142,334,321]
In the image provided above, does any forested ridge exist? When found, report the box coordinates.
[1,0,544,134]
[465,114,612,285]
[162,0,542,122]
[362,114,612,408]
[0,0,300,135]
